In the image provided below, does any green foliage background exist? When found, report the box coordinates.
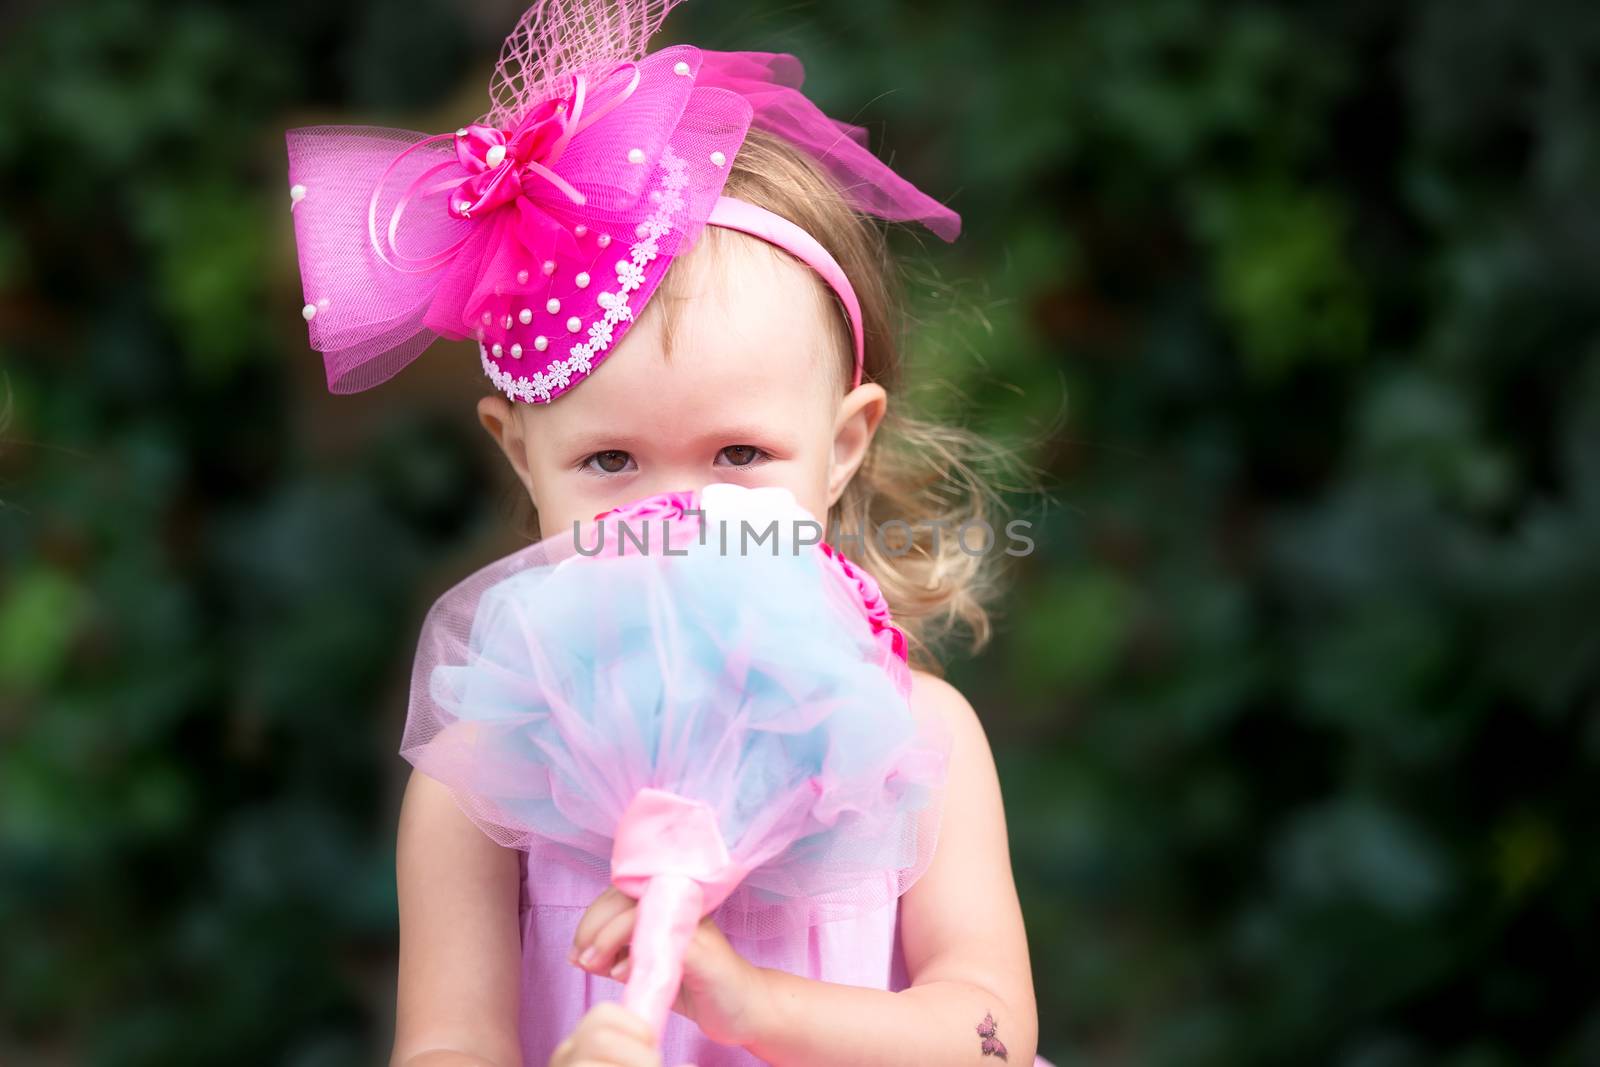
[3,1,1598,1064]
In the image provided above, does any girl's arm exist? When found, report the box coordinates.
[742,672,1039,1067]
[392,769,527,1067]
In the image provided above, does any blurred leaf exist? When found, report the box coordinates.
[1192,182,1369,379]
[1014,568,1136,694]
[0,567,86,692]
[1273,796,1453,918]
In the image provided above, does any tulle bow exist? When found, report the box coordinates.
[285,0,961,403]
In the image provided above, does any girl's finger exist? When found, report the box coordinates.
[584,900,639,974]
[571,887,633,963]
[575,1026,662,1067]
[582,1001,654,1042]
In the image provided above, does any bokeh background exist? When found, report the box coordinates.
[4,0,1599,1063]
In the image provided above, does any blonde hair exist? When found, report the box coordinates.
[652,126,1027,674]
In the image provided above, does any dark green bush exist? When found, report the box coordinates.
[2,2,1595,1064]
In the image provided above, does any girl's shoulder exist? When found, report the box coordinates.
[907,668,993,760]
[908,667,975,714]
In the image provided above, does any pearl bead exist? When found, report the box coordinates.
[289,184,306,202]
[457,200,471,212]
[456,127,469,137]
[482,311,493,325]
[535,335,549,352]
[575,272,590,288]
[301,303,317,321]
[518,308,533,325]
[597,233,612,248]
[674,61,691,76]
[710,150,726,167]
[510,343,523,359]
[542,260,556,276]
[566,316,581,333]
[516,269,529,284]
[627,147,645,164]
[546,297,561,314]
[503,314,513,329]
[491,343,503,357]
[574,224,588,238]
[485,144,507,168]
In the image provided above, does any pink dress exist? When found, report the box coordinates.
[515,846,1052,1067]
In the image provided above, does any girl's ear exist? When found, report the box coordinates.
[477,395,536,499]
[828,382,888,507]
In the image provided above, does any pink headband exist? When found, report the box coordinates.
[285,1,958,405]
[705,196,865,387]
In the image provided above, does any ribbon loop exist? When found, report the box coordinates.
[367,60,645,271]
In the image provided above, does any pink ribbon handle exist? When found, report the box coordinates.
[611,788,742,1038]
[622,874,704,1036]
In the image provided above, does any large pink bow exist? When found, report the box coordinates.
[286,45,959,403]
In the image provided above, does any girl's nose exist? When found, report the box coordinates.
[635,475,722,502]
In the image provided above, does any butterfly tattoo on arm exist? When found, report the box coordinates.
[976,1011,1008,1059]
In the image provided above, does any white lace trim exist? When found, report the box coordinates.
[480,145,689,404]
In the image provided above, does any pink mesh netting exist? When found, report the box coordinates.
[485,0,680,129]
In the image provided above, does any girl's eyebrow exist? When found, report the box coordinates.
[563,430,649,454]
[694,424,785,445]
[563,425,783,454]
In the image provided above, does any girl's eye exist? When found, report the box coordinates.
[717,445,767,468]
[583,450,635,475]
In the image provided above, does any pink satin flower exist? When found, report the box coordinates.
[449,93,578,220]
[819,542,910,666]
[594,489,698,523]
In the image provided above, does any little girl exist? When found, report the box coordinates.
[284,3,1042,1064]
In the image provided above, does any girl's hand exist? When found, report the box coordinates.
[570,887,771,1049]
[547,1002,689,1067]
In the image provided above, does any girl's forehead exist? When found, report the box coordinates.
[541,333,831,434]
[525,236,842,430]
[666,229,835,344]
